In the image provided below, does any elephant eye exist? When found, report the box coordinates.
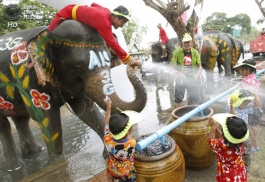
[72,65,83,74]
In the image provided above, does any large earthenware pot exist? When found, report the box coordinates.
[169,105,215,170]
[134,135,185,182]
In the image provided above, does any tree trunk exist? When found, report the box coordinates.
[143,0,204,41]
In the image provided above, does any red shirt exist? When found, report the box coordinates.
[209,138,247,182]
[48,3,130,63]
[159,27,169,44]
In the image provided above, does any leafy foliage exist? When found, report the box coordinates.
[202,12,252,35]
[121,18,148,47]
[0,0,57,36]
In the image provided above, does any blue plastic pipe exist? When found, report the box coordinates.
[136,85,239,150]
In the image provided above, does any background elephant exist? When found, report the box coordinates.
[0,20,147,171]
[151,37,181,64]
[200,36,219,72]
[203,31,236,76]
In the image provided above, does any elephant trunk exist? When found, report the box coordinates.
[85,66,147,113]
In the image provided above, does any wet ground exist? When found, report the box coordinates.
[1,53,265,182]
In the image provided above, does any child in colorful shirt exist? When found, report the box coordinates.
[208,113,249,182]
[226,89,257,173]
[103,97,142,182]
[233,59,262,153]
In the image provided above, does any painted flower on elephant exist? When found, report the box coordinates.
[0,96,13,110]
[11,42,29,65]
[30,89,50,110]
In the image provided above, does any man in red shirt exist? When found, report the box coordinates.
[48,3,140,68]
[157,23,169,58]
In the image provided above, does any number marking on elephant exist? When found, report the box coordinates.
[0,37,23,51]
[101,70,115,95]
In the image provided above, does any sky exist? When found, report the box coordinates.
[36,0,265,48]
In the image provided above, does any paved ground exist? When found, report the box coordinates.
[15,121,265,182]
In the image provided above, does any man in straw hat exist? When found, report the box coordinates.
[208,113,249,181]
[48,3,141,68]
[157,23,169,58]
[171,33,202,108]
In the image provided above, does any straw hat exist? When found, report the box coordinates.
[212,113,249,144]
[182,33,192,42]
[112,10,131,21]
[228,89,254,107]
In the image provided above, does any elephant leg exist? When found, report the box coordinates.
[217,60,224,74]
[11,115,44,155]
[67,98,108,158]
[0,114,24,171]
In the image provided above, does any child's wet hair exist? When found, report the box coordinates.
[238,89,253,99]
[109,113,129,135]
[226,116,248,139]
[223,116,248,149]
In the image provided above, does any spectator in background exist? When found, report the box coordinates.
[157,23,169,58]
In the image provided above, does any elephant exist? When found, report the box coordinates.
[151,37,181,64]
[0,20,147,171]
[203,30,237,76]
[200,36,220,72]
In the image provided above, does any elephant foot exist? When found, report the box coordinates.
[6,157,24,172]
[21,143,45,155]
[155,83,164,89]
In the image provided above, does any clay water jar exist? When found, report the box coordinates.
[169,105,215,170]
[134,135,185,182]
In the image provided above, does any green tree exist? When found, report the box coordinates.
[238,26,260,44]
[202,12,251,35]
[121,18,148,47]
[0,0,57,36]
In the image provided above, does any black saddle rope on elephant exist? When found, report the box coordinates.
[155,42,174,55]
[55,78,87,117]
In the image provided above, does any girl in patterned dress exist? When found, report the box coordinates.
[208,113,249,182]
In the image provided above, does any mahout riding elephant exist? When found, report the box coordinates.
[203,30,236,76]
[0,20,147,171]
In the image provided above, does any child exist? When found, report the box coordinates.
[233,59,263,152]
[226,89,256,173]
[208,113,249,182]
[103,97,142,182]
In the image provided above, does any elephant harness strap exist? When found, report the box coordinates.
[27,30,55,87]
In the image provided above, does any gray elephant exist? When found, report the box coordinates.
[203,30,236,76]
[150,37,181,64]
[0,20,147,171]
[200,36,219,72]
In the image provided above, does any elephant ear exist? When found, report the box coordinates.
[27,30,55,87]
